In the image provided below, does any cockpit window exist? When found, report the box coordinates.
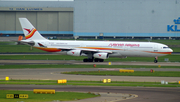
[163,47,169,49]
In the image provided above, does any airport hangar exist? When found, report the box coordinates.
[0,0,180,39]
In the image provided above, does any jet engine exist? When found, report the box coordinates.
[93,53,109,59]
[67,50,82,56]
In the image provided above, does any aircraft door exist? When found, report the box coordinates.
[154,44,158,52]
[124,45,128,51]
[123,45,129,56]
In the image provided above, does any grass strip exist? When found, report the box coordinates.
[62,71,180,77]
[0,64,180,69]
[0,90,99,102]
[0,43,45,53]
[0,80,179,87]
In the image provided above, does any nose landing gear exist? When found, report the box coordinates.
[154,56,158,63]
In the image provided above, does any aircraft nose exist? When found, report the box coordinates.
[170,48,173,52]
[168,48,173,55]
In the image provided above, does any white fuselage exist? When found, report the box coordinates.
[33,40,173,57]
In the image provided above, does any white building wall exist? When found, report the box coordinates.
[74,0,180,37]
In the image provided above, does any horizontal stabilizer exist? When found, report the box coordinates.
[17,40,35,46]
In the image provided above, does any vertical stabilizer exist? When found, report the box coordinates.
[19,18,47,40]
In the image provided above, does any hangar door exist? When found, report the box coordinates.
[0,11,73,34]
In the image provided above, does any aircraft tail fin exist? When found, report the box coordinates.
[19,18,47,40]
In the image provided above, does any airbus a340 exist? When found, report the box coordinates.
[18,18,173,63]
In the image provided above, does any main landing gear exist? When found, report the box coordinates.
[83,58,104,62]
[154,56,158,63]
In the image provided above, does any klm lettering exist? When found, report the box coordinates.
[167,17,180,32]
[167,25,180,31]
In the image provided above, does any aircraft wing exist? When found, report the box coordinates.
[54,47,113,54]
[80,48,113,54]
[40,43,113,54]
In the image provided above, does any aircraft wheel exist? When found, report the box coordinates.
[88,58,93,62]
[83,59,88,62]
[94,58,99,62]
[99,59,104,62]
[154,60,158,63]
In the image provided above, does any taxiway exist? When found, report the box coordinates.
[0,60,180,102]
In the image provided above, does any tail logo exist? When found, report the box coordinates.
[23,28,37,39]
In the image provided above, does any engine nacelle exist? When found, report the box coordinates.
[67,50,82,56]
[93,53,109,59]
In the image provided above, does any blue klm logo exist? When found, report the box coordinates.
[167,17,180,31]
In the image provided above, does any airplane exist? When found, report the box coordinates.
[18,18,173,63]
